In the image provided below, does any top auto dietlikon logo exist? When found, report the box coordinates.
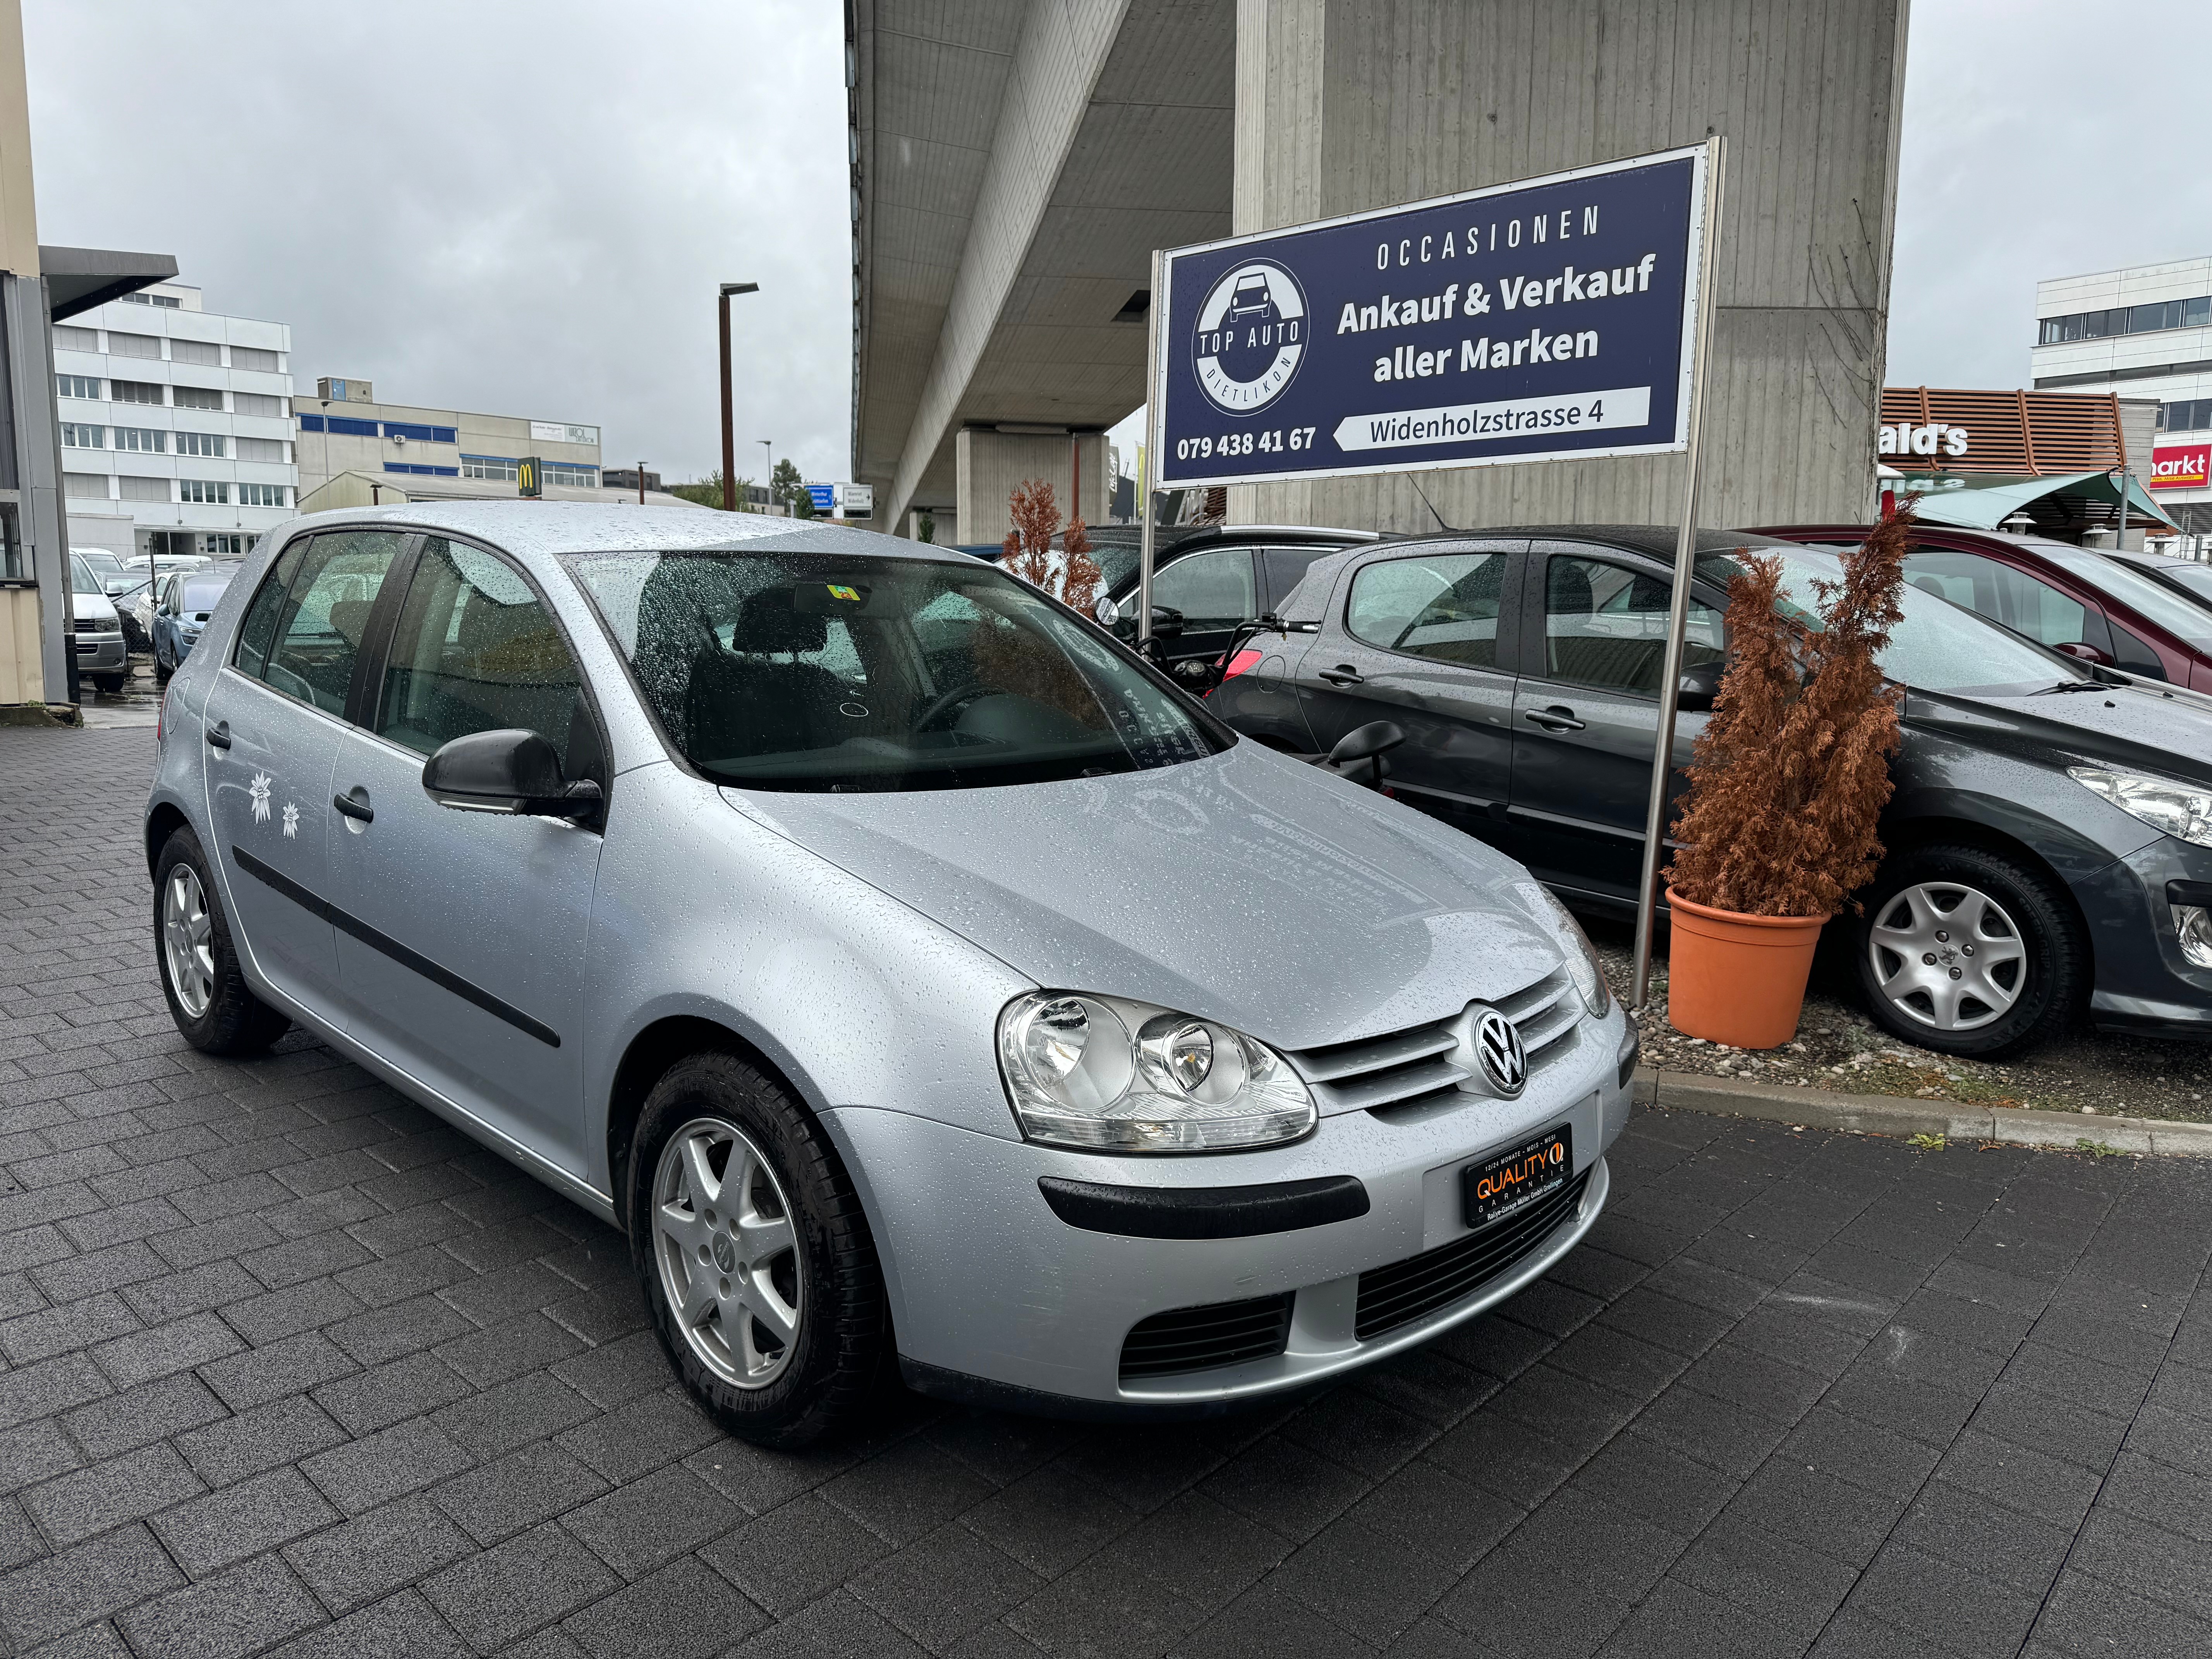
[1191,260,1307,417]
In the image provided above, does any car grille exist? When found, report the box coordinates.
[1353,1167,1591,1341]
[1119,1291,1295,1381]
[1290,966,1583,1115]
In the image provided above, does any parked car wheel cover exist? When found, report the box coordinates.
[651,1116,804,1390]
[161,864,215,1019]
[1867,881,2027,1032]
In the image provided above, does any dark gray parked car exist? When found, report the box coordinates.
[1209,525,2212,1058]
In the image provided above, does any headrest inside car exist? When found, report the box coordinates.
[729,588,828,654]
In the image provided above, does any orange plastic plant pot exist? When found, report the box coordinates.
[1663,888,1828,1050]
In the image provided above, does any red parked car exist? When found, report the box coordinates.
[1756,524,2212,690]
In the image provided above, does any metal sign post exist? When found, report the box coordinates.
[1138,247,1167,648]
[1628,135,1727,1010]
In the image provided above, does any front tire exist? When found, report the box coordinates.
[91,674,125,694]
[1853,843,2082,1058]
[628,1053,884,1448]
[153,826,290,1056]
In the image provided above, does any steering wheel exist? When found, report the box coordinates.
[914,681,994,732]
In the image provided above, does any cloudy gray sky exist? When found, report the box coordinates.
[22,2,2210,491]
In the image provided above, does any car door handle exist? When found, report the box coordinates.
[1318,665,1365,685]
[1522,707,1587,732]
[332,788,373,824]
[205,720,232,750]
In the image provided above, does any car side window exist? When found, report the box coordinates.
[1542,555,1722,696]
[1262,546,1328,613]
[1152,548,1256,630]
[1901,550,2091,648]
[1346,552,1508,668]
[234,531,403,715]
[374,537,591,774]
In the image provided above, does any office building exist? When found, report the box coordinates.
[52,280,297,561]
[2034,259,2212,541]
[295,378,603,500]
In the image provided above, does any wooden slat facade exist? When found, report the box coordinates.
[1881,386,2125,476]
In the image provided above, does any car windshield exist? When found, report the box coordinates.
[78,551,122,575]
[1707,544,2087,695]
[180,569,238,611]
[2138,558,2212,605]
[69,556,102,596]
[2036,544,2212,649]
[567,548,1228,792]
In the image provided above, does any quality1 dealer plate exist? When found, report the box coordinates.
[1463,1125,1573,1230]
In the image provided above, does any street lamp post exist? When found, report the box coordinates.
[759,440,773,514]
[718,282,758,511]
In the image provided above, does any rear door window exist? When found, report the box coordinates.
[232,530,404,715]
[1152,548,1257,630]
[1346,551,1510,668]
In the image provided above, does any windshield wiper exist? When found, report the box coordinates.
[2029,680,2106,695]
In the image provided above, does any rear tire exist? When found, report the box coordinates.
[628,1052,884,1448]
[1853,843,2081,1058]
[92,674,125,694]
[153,826,291,1056]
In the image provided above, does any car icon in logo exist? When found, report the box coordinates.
[1191,260,1308,417]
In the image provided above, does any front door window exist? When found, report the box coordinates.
[1542,556,1723,696]
[1900,550,2091,650]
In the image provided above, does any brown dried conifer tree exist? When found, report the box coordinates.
[1665,507,1911,919]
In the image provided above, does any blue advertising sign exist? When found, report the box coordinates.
[1152,145,1714,489]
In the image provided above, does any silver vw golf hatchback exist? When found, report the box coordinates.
[145,504,1633,1445]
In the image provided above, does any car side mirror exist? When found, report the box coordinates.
[2052,641,2114,667]
[1093,593,1121,628]
[1675,659,1724,713]
[1325,719,1406,789]
[422,729,600,819]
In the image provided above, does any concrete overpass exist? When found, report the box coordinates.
[850,1,1909,546]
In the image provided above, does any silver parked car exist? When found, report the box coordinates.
[144,505,1632,1444]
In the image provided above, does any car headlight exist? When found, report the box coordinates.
[1515,880,1613,1016]
[996,991,1316,1152]
[2069,765,2212,849]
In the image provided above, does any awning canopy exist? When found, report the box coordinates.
[1905,467,2177,535]
[39,245,178,321]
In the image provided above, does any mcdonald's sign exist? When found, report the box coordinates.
[518,456,542,498]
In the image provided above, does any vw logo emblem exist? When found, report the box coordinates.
[1472,1008,1527,1098]
[1190,259,1308,416]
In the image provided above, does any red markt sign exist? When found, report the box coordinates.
[2150,442,2210,493]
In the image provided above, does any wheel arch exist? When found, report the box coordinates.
[145,799,192,879]
[1873,814,2093,950]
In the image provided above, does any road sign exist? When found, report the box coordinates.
[1150,144,1715,491]
[517,457,542,498]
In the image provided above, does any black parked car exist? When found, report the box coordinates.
[1210,524,2212,1058]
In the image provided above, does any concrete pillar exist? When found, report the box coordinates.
[1228,0,1907,534]
[956,428,1109,548]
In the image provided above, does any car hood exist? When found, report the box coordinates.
[1908,678,2212,789]
[70,591,117,627]
[720,744,1565,1052]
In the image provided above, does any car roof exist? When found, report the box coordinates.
[264,502,971,566]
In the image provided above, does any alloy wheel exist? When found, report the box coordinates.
[652,1117,803,1389]
[161,865,215,1018]
[1867,881,2027,1032]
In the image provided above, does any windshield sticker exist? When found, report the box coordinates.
[249,772,273,824]
[827,584,860,602]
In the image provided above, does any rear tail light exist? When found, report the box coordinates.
[1220,648,1262,680]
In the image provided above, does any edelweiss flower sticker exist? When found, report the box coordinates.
[282,802,299,839]
[249,772,273,824]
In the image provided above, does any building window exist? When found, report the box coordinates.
[297,413,325,433]
[327,415,378,437]
[237,483,288,508]
[177,479,230,505]
[545,463,599,487]
[62,471,109,500]
[460,454,520,482]
[231,345,280,374]
[114,427,167,453]
[51,325,96,354]
[60,422,103,448]
[111,380,164,405]
[118,475,171,502]
[381,463,459,478]
[2158,398,2212,433]
[234,392,286,418]
[107,331,161,360]
[122,292,181,308]
[172,385,224,412]
[2040,295,2212,345]
[56,374,101,400]
[381,421,457,443]
[235,436,287,463]
[169,338,221,367]
[204,533,249,555]
[175,431,227,458]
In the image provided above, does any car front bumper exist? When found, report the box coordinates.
[74,633,125,672]
[823,1007,1632,1412]
[2082,838,2212,1037]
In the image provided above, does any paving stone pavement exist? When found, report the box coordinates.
[5,723,2212,1659]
